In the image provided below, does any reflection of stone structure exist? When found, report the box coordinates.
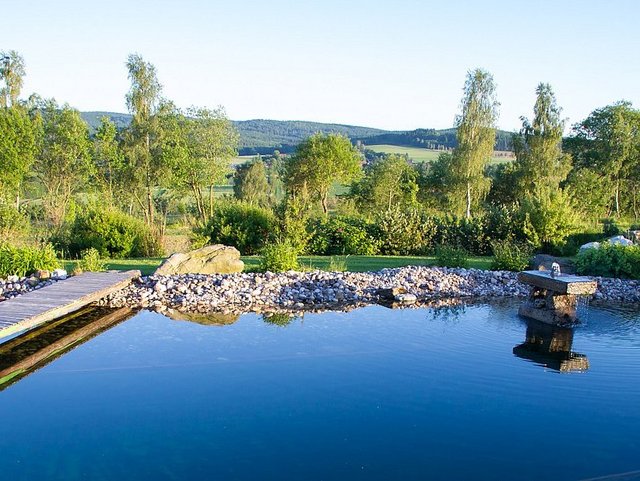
[518,270,597,325]
[513,320,589,372]
[0,307,134,390]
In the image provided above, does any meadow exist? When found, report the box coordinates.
[367,144,515,164]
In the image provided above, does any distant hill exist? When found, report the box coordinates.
[80,112,513,155]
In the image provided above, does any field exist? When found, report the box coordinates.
[65,255,493,276]
[367,145,515,164]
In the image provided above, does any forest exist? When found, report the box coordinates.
[1,50,639,277]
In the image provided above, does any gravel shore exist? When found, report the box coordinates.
[99,266,640,315]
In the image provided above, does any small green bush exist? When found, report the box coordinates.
[375,208,436,255]
[78,248,106,272]
[57,207,162,259]
[327,255,349,272]
[259,241,299,272]
[201,202,277,255]
[0,203,30,242]
[307,216,379,255]
[491,240,533,271]
[575,243,640,279]
[434,245,469,268]
[0,243,60,278]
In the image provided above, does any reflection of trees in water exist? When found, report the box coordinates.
[426,299,467,325]
[262,312,303,327]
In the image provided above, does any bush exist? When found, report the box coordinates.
[575,243,640,279]
[77,248,106,272]
[434,245,469,268]
[327,255,349,272]
[491,240,533,271]
[432,215,490,255]
[57,207,162,259]
[259,241,299,272]
[201,202,277,255]
[0,203,30,242]
[602,218,622,237]
[375,208,436,255]
[307,216,379,255]
[0,243,60,278]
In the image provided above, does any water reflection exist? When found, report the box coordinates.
[163,309,239,326]
[0,307,134,390]
[513,320,589,372]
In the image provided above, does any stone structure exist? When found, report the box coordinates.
[155,244,244,276]
[518,270,597,325]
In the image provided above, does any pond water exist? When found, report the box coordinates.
[0,301,639,481]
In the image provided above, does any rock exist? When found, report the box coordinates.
[531,254,576,275]
[377,287,407,300]
[395,293,417,304]
[27,276,39,287]
[7,275,19,283]
[154,244,244,276]
[52,268,68,280]
[608,235,633,247]
[36,270,51,280]
[580,241,600,252]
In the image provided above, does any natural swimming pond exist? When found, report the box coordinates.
[0,301,639,481]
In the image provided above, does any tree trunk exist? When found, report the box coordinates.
[615,179,620,216]
[465,181,472,219]
[321,192,328,215]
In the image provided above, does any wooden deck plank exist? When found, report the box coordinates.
[0,270,140,340]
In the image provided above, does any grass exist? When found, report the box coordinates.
[64,255,493,276]
[367,144,514,165]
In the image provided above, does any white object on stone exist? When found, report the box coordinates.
[52,268,68,280]
[608,235,633,247]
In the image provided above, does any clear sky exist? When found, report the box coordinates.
[3,0,639,131]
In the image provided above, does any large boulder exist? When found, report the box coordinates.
[608,235,633,247]
[155,244,244,276]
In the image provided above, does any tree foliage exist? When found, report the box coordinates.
[0,50,25,108]
[350,154,418,212]
[233,157,269,206]
[449,69,499,217]
[285,133,362,214]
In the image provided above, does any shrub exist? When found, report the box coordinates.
[491,240,533,271]
[375,208,436,255]
[307,216,379,255]
[0,243,60,278]
[434,245,469,268]
[259,241,299,272]
[201,202,277,255]
[327,255,349,272]
[58,207,162,259]
[77,248,106,272]
[432,215,490,255]
[602,218,622,237]
[575,243,640,279]
[0,203,30,242]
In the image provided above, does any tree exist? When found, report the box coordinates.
[567,102,640,216]
[0,50,25,108]
[350,154,418,212]
[233,157,269,206]
[513,83,571,195]
[449,69,499,218]
[124,53,163,226]
[160,105,238,223]
[34,101,92,227]
[285,133,362,214]
[0,106,38,205]
[93,116,126,206]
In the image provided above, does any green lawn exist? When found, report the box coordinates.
[65,255,492,276]
[367,144,514,165]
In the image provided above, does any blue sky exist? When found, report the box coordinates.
[3,0,639,131]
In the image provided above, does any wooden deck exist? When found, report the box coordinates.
[0,270,140,340]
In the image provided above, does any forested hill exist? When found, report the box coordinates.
[80,112,513,155]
